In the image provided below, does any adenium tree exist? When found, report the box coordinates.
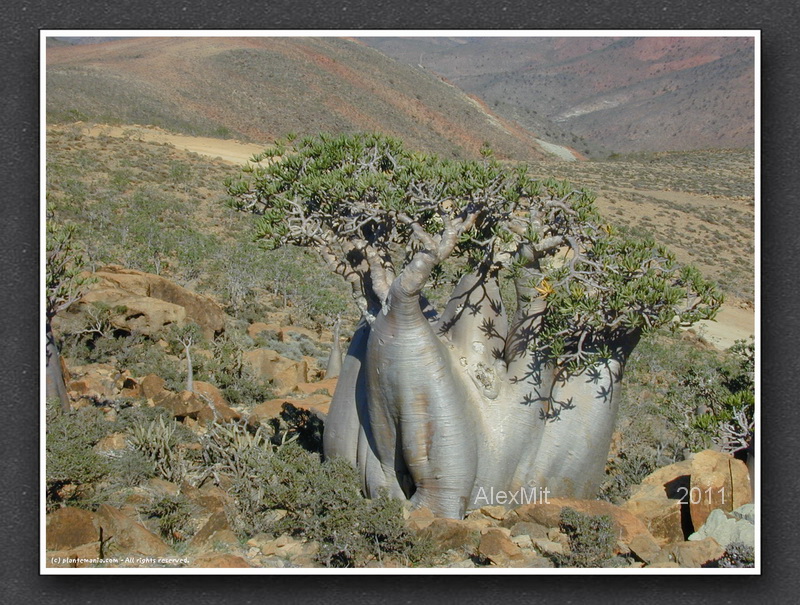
[226,133,722,519]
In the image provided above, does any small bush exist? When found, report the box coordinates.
[128,414,193,484]
[145,493,195,544]
[709,541,755,568]
[107,447,157,488]
[200,421,430,567]
[551,507,617,568]
[46,404,113,509]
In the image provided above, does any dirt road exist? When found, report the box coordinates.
[84,124,266,165]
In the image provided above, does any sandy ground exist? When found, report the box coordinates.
[535,138,578,161]
[70,124,755,351]
[84,124,266,165]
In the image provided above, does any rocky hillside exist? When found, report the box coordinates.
[364,36,755,154]
[46,264,754,569]
[46,36,555,162]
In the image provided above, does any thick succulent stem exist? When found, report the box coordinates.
[325,316,342,379]
[46,321,70,412]
[366,276,479,518]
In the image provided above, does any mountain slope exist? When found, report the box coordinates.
[46,36,554,162]
[363,36,755,154]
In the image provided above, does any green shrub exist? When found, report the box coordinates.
[46,404,113,508]
[200,421,430,567]
[709,541,755,568]
[145,494,195,544]
[551,507,617,568]
[128,415,193,484]
[107,447,157,488]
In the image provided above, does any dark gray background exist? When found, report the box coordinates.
[4,0,796,602]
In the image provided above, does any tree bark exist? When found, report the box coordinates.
[45,322,70,412]
[365,277,479,518]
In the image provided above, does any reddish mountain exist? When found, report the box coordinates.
[363,36,755,154]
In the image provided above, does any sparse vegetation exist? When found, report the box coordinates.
[550,507,618,568]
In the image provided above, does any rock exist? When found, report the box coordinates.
[192,553,251,568]
[689,450,752,530]
[248,396,331,427]
[628,533,662,563]
[247,322,281,339]
[688,508,755,549]
[88,265,225,338]
[479,505,507,521]
[145,477,181,498]
[80,288,187,337]
[155,390,206,419]
[243,349,309,392]
[46,507,99,551]
[95,504,172,557]
[291,378,339,396]
[118,376,142,399]
[139,374,168,400]
[648,537,725,568]
[181,482,231,514]
[509,521,549,540]
[509,498,657,545]
[420,518,482,552]
[732,503,756,524]
[261,534,319,559]
[447,559,476,568]
[204,529,241,551]
[478,528,524,565]
[406,506,435,531]
[464,510,496,529]
[68,373,116,402]
[511,534,533,549]
[531,538,565,556]
[624,482,687,545]
[46,542,103,568]
[94,432,129,452]
[193,381,240,424]
[190,511,232,549]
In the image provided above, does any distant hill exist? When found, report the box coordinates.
[46,36,558,162]
[362,36,755,154]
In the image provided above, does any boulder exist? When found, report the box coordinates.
[420,518,482,552]
[248,395,331,427]
[90,265,225,338]
[624,460,693,545]
[507,498,658,546]
[243,349,309,393]
[190,511,233,549]
[509,521,549,541]
[648,537,725,568]
[247,322,281,339]
[191,553,251,568]
[80,288,187,337]
[46,507,99,551]
[193,381,240,424]
[405,506,435,532]
[139,374,169,400]
[155,390,206,419]
[68,374,116,402]
[689,450,752,529]
[291,378,339,396]
[94,432,129,452]
[688,507,755,549]
[624,485,685,545]
[46,542,103,568]
[478,528,525,564]
[95,504,172,557]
